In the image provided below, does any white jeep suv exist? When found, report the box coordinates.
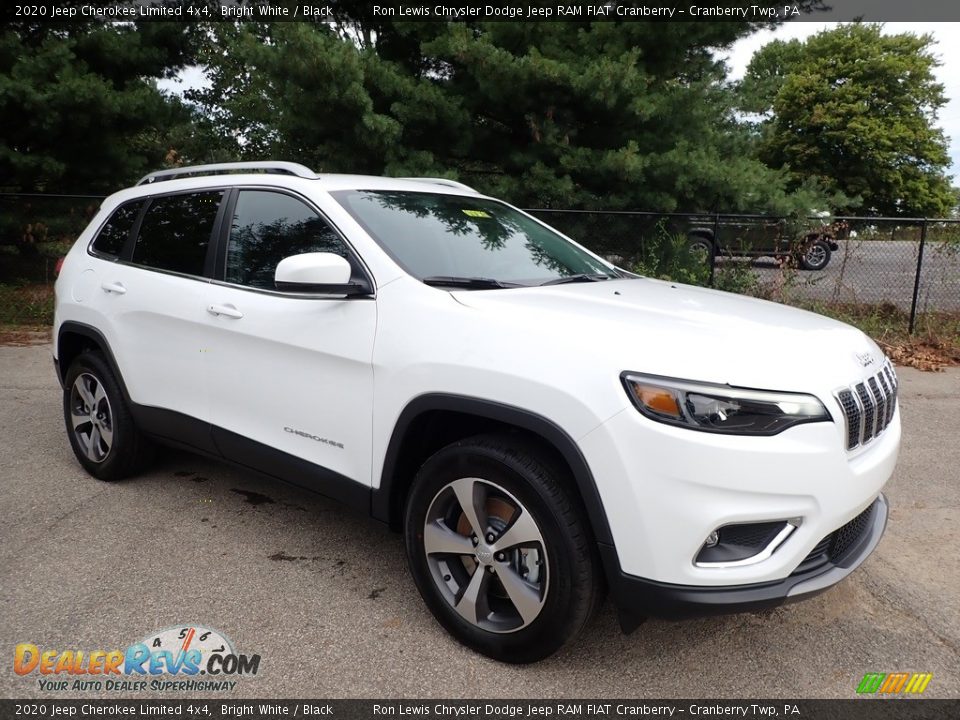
[53,162,899,663]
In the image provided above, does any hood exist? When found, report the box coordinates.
[451,277,882,392]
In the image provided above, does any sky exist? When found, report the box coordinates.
[163,21,960,178]
[720,22,960,179]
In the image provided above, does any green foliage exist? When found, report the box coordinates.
[0,18,201,192]
[0,283,55,325]
[630,224,710,286]
[0,195,98,282]
[190,17,822,213]
[736,38,805,116]
[713,260,765,296]
[628,226,767,298]
[742,24,954,217]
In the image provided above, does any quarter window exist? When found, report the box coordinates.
[131,191,223,276]
[226,191,348,290]
[91,201,142,258]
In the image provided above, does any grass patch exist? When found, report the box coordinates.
[797,301,960,370]
[0,283,55,326]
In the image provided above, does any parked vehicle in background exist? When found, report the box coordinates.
[688,213,846,271]
[53,163,897,663]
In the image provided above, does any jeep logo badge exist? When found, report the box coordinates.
[856,352,875,367]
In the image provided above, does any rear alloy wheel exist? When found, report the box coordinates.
[68,373,114,464]
[63,351,154,481]
[800,239,832,271]
[404,435,601,663]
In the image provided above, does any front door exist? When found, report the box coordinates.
[201,189,377,502]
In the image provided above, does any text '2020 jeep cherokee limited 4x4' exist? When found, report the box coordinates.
[54,162,900,663]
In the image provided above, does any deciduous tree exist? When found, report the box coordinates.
[744,24,955,216]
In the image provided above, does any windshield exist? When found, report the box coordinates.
[331,190,616,286]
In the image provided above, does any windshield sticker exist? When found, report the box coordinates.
[462,209,492,218]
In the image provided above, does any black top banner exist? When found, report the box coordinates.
[5,0,960,24]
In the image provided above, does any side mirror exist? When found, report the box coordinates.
[274,253,370,296]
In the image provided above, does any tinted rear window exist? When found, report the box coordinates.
[132,191,223,276]
[92,201,142,258]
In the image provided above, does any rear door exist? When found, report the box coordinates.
[201,188,377,503]
[96,189,225,440]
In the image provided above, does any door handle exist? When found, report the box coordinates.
[101,281,127,295]
[207,304,244,319]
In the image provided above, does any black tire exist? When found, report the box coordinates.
[687,236,714,262]
[62,351,154,481]
[800,238,832,271]
[404,434,603,663]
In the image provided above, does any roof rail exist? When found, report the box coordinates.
[398,177,478,193]
[136,161,319,186]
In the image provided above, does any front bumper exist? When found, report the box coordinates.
[604,493,888,629]
[578,399,899,586]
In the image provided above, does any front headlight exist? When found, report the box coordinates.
[621,372,831,436]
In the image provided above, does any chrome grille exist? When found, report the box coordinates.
[835,363,898,451]
[855,382,875,442]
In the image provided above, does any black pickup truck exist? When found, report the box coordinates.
[687,217,845,271]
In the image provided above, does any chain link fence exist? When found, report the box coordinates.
[530,209,960,335]
[0,193,101,281]
[0,193,102,324]
[1,193,958,333]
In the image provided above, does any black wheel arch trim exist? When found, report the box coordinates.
[372,393,614,546]
[56,321,133,405]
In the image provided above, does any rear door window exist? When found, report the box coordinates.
[91,201,142,259]
[131,191,224,276]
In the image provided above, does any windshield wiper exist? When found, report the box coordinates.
[421,276,518,290]
[540,273,613,286]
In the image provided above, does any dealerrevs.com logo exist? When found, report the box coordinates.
[14,625,261,692]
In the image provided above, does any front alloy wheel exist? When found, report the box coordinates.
[404,434,602,663]
[423,477,548,633]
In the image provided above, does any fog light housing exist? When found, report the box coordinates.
[695,521,798,568]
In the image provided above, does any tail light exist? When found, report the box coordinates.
[55,257,65,276]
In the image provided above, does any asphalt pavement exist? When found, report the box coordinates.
[1,342,958,699]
